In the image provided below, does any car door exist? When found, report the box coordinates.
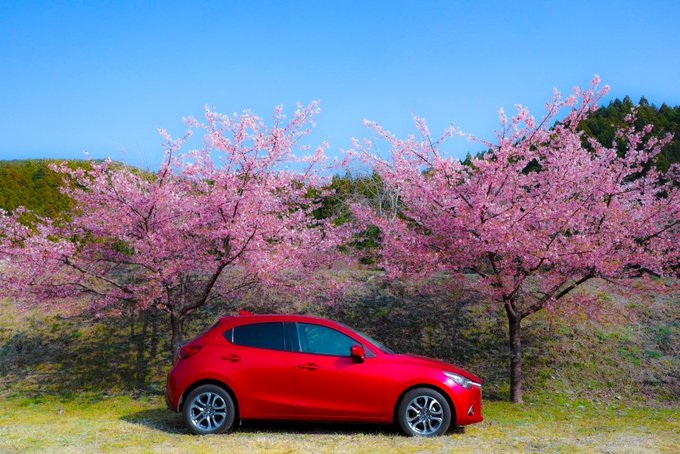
[221,321,297,418]
[292,322,384,419]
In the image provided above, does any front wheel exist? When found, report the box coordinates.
[183,384,235,435]
[397,388,451,436]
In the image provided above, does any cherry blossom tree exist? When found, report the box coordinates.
[0,102,346,358]
[352,77,679,403]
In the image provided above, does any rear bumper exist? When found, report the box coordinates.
[166,371,181,412]
[165,387,174,411]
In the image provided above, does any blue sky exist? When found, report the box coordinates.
[1,0,678,170]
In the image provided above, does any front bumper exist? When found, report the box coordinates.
[448,384,483,425]
[443,380,484,425]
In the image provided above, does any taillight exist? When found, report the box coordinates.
[177,344,203,359]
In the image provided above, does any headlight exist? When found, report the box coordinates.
[444,371,481,389]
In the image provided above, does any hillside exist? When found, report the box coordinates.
[0,159,147,217]
[1,274,679,449]
[0,159,90,217]
[579,96,680,171]
[1,277,677,405]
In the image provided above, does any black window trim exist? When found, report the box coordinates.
[284,322,298,353]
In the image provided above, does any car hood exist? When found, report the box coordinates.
[391,353,483,384]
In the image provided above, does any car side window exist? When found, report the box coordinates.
[228,322,285,351]
[296,322,357,356]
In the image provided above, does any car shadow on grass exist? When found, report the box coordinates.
[121,407,465,436]
[120,408,189,434]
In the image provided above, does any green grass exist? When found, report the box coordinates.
[0,394,677,453]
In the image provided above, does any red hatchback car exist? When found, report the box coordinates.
[166,313,483,436]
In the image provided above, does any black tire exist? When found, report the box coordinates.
[183,384,236,435]
[397,387,451,437]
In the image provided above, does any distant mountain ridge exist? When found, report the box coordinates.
[0,159,92,217]
[0,159,143,218]
[579,96,680,171]
[2,97,678,217]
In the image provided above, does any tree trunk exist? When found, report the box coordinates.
[508,314,523,403]
[170,313,184,363]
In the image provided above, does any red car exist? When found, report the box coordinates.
[166,312,483,436]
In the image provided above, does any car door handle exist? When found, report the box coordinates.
[298,362,319,370]
[221,354,241,362]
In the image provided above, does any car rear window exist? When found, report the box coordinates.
[227,322,285,351]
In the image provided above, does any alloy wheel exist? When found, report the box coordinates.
[404,394,445,435]
[188,391,228,431]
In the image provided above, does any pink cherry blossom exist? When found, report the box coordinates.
[351,76,679,403]
[0,102,348,357]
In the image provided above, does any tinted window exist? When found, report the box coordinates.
[336,322,394,354]
[297,323,357,356]
[231,322,285,351]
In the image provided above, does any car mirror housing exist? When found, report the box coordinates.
[350,344,365,362]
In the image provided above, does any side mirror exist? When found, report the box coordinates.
[350,344,365,362]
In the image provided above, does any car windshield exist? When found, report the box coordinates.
[337,322,396,354]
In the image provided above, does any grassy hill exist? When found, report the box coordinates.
[0,278,678,452]
[0,159,90,217]
[1,278,677,404]
[0,159,148,217]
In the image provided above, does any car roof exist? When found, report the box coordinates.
[218,313,336,325]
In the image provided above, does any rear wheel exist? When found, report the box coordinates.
[183,384,235,435]
[397,388,451,437]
